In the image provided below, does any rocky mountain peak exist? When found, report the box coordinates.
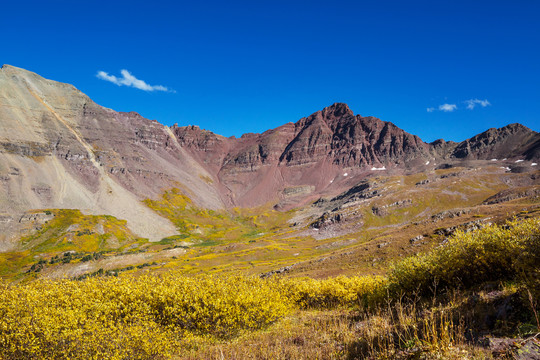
[321,102,355,120]
[451,123,538,160]
[499,123,532,134]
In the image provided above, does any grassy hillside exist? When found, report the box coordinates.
[0,209,147,279]
[1,218,538,359]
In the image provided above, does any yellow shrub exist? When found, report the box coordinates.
[388,218,540,296]
[281,275,387,309]
[139,274,292,336]
[0,274,292,359]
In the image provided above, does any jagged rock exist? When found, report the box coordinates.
[485,337,540,359]
[310,212,343,229]
[313,198,328,207]
[514,338,540,359]
[372,199,411,217]
[385,199,412,208]
[260,264,296,278]
[440,171,464,179]
[435,219,491,237]
[372,206,388,217]
[18,212,54,224]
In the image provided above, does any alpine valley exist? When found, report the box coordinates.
[0,64,538,280]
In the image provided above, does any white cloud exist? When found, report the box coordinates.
[427,98,491,113]
[465,98,491,110]
[97,69,174,92]
[439,103,457,112]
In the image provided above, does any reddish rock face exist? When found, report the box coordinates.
[280,103,429,167]
[176,103,431,171]
[174,103,428,207]
[173,102,539,207]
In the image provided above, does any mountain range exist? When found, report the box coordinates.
[0,64,538,251]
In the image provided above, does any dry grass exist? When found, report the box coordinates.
[176,301,493,360]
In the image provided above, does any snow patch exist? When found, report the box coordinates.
[425,161,430,165]
[500,167,511,171]
[343,173,348,177]
[371,166,386,171]
[515,159,524,163]
[490,159,497,161]
[329,179,333,183]
[532,163,538,166]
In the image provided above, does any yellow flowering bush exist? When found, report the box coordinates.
[388,217,540,295]
[281,275,387,309]
[0,274,291,359]
[0,272,389,358]
[0,278,177,359]
[140,274,292,336]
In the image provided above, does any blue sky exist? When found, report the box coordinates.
[1,0,539,142]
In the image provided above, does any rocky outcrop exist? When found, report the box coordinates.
[434,219,491,238]
[429,138,459,159]
[171,124,231,172]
